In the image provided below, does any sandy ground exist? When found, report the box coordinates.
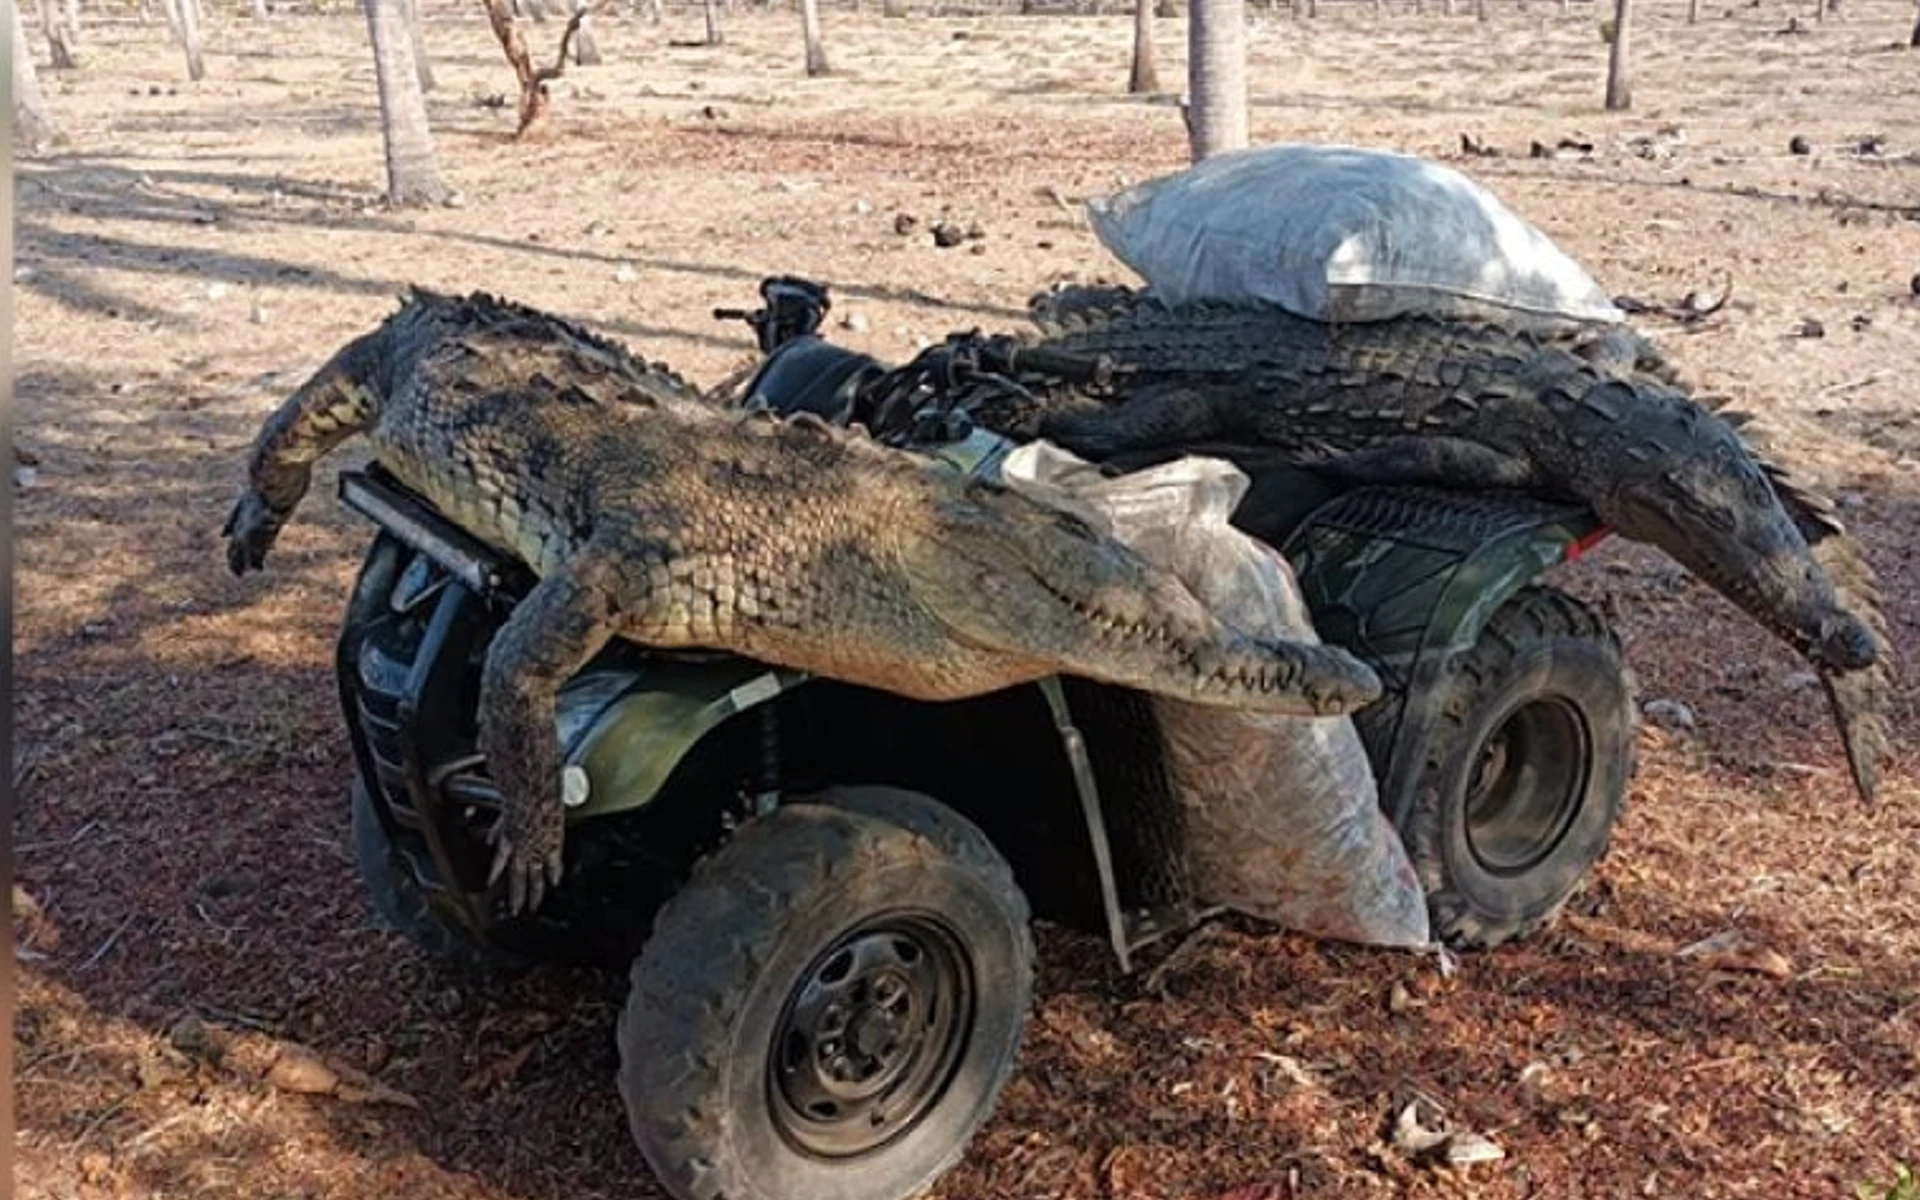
[11,1,1920,1197]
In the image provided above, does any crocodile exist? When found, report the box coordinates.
[961,286,1891,803]
[222,288,1383,913]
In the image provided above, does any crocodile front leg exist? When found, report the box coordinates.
[478,554,620,915]
[225,329,388,574]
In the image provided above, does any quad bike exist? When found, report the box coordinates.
[336,277,1637,1200]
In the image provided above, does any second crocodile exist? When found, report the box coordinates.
[967,287,1891,803]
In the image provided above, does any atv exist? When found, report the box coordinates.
[336,277,1637,1200]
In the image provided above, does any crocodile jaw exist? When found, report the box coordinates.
[910,485,1382,716]
[1601,475,1877,675]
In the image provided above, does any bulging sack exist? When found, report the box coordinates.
[999,442,1430,949]
[1087,142,1623,331]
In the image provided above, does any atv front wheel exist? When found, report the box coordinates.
[1372,585,1636,948]
[618,793,1033,1200]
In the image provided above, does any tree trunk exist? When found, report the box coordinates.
[704,0,722,42]
[1186,0,1247,161]
[799,0,827,74]
[1129,0,1159,91]
[397,0,433,88]
[249,0,268,18]
[363,0,451,203]
[1475,0,1486,19]
[571,0,600,63]
[1686,0,1696,22]
[40,0,76,67]
[1911,0,1918,45]
[1603,0,1630,110]
[61,0,79,41]
[12,0,57,149]
[162,0,205,80]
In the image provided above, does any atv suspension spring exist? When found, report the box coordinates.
[752,702,782,815]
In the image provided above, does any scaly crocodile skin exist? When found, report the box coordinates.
[980,286,1891,803]
[222,288,1382,913]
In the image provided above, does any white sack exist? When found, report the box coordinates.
[1001,442,1430,949]
[1087,142,1623,332]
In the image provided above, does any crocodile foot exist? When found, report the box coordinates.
[222,489,285,576]
[487,806,567,916]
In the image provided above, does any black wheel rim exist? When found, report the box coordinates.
[1463,696,1590,876]
[768,911,975,1159]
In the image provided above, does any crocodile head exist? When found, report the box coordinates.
[1593,405,1879,675]
[901,476,1383,716]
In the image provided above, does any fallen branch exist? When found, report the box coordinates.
[481,0,588,137]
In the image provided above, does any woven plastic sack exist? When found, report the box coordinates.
[999,442,1431,949]
[1087,142,1624,331]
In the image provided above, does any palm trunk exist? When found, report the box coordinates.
[363,0,451,204]
[400,0,434,88]
[1686,0,1696,22]
[1911,0,1918,45]
[572,0,601,62]
[1187,0,1247,161]
[800,0,827,73]
[40,0,76,67]
[1603,0,1630,109]
[703,0,722,42]
[1129,0,1159,91]
[12,0,57,149]
[162,0,205,80]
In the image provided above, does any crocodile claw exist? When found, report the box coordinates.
[487,814,566,916]
[222,490,281,576]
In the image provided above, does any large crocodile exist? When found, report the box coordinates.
[222,288,1382,912]
[965,286,1891,803]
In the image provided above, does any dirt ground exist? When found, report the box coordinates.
[11,0,1920,1196]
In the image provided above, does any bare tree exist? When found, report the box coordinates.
[799,0,826,73]
[483,0,584,135]
[401,0,434,88]
[1129,0,1159,92]
[1186,0,1247,161]
[703,0,721,42]
[365,0,452,202]
[12,0,57,149]
[1604,0,1630,109]
[40,0,76,67]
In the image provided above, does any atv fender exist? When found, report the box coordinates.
[1280,485,1609,830]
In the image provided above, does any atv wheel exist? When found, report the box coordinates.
[618,793,1034,1200]
[350,778,524,971]
[1370,585,1635,949]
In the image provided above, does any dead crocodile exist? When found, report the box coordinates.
[222,287,1383,912]
[966,285,1891,803]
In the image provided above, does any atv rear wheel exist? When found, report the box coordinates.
[1368,585,1635,948]
[350,778,525,971]
[618,793,1033,1200]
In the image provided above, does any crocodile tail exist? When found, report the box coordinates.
[1726,413,1894,803]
